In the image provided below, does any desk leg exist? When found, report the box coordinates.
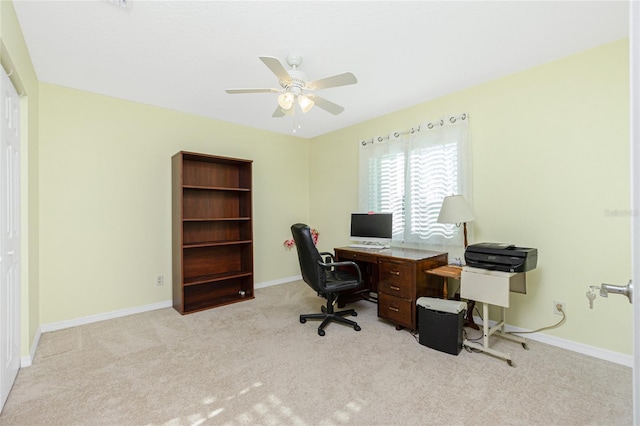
[463,303,527,366]
[443,277,448,299]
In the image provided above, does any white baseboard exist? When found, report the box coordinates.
[21,301,172,367]
[475,315,633,368]
[37,276,301,336]
[255,275,301,289]
[24,279,630,369]
[40,300,173,333]
[20,325,41,368]
[23,277,302,367]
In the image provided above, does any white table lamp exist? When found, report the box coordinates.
[437,195,476,248]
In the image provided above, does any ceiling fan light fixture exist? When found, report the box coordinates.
[298,94,315,113]
[277,92,295,110]
[225,54,357,119]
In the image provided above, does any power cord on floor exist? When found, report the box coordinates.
[462,328,485,352]
[462,304,485,342]
[413,302,566,347]
[508,303,566,335]
[462,327,484,343]
[462,303,566,345]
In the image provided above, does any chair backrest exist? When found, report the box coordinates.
[290,223,325,292]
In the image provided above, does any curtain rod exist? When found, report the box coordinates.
[360,113,467,146]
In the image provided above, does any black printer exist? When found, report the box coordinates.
[464,243,537,273]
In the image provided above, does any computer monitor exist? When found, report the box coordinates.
[350,213,393,245]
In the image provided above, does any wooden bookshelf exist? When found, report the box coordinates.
[172,151,254,314]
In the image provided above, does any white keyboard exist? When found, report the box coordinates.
[349,244,384,249]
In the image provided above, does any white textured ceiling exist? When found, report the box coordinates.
[12,0,630,139]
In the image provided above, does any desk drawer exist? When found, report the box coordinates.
[378,260,413,298]
[378,293,414,329]
[335,249,378,264]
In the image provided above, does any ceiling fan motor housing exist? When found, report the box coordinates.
[286,53,302,68]
[281,69,308,94]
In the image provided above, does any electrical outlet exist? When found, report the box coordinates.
[553,300,566,315]
[156,274,164,286]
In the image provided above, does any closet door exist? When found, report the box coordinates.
[0,68,21,413]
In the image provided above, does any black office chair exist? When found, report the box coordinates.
[290,223,363,336]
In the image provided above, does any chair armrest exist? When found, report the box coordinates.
[319,252,335,262]
[320,260,362,284]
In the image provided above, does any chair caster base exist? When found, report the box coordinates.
[300,308,361,336]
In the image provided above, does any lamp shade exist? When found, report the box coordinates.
[277,92,295,110]
[298,94,315,113]
[437,195,476,224]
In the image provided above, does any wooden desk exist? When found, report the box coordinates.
[334,246,447,330]
[426,264,462,299]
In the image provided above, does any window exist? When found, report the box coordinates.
[359,115,471,248]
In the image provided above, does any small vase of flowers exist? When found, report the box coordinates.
[284,228,319,250]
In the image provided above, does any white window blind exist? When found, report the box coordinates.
[359,114,471,249]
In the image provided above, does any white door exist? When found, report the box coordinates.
[632,1,640,423]
[0,67,21,413]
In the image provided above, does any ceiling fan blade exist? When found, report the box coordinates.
[225,88,280,94]
[272,106,285,118]
[306,72,357,90]
[272,106,294,118]
[259,56,292,85]
[308,95,345,115]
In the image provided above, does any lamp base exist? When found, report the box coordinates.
[461,222,477,329]
[463,222,468,248]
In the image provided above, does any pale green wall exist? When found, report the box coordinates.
[1,0,40,357]
[3,0,632,358]
[310,39,631,354]
[38,84,309,323]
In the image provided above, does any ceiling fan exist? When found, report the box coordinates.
[225,54,357,118]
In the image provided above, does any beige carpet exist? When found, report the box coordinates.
[0,281,632,425]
